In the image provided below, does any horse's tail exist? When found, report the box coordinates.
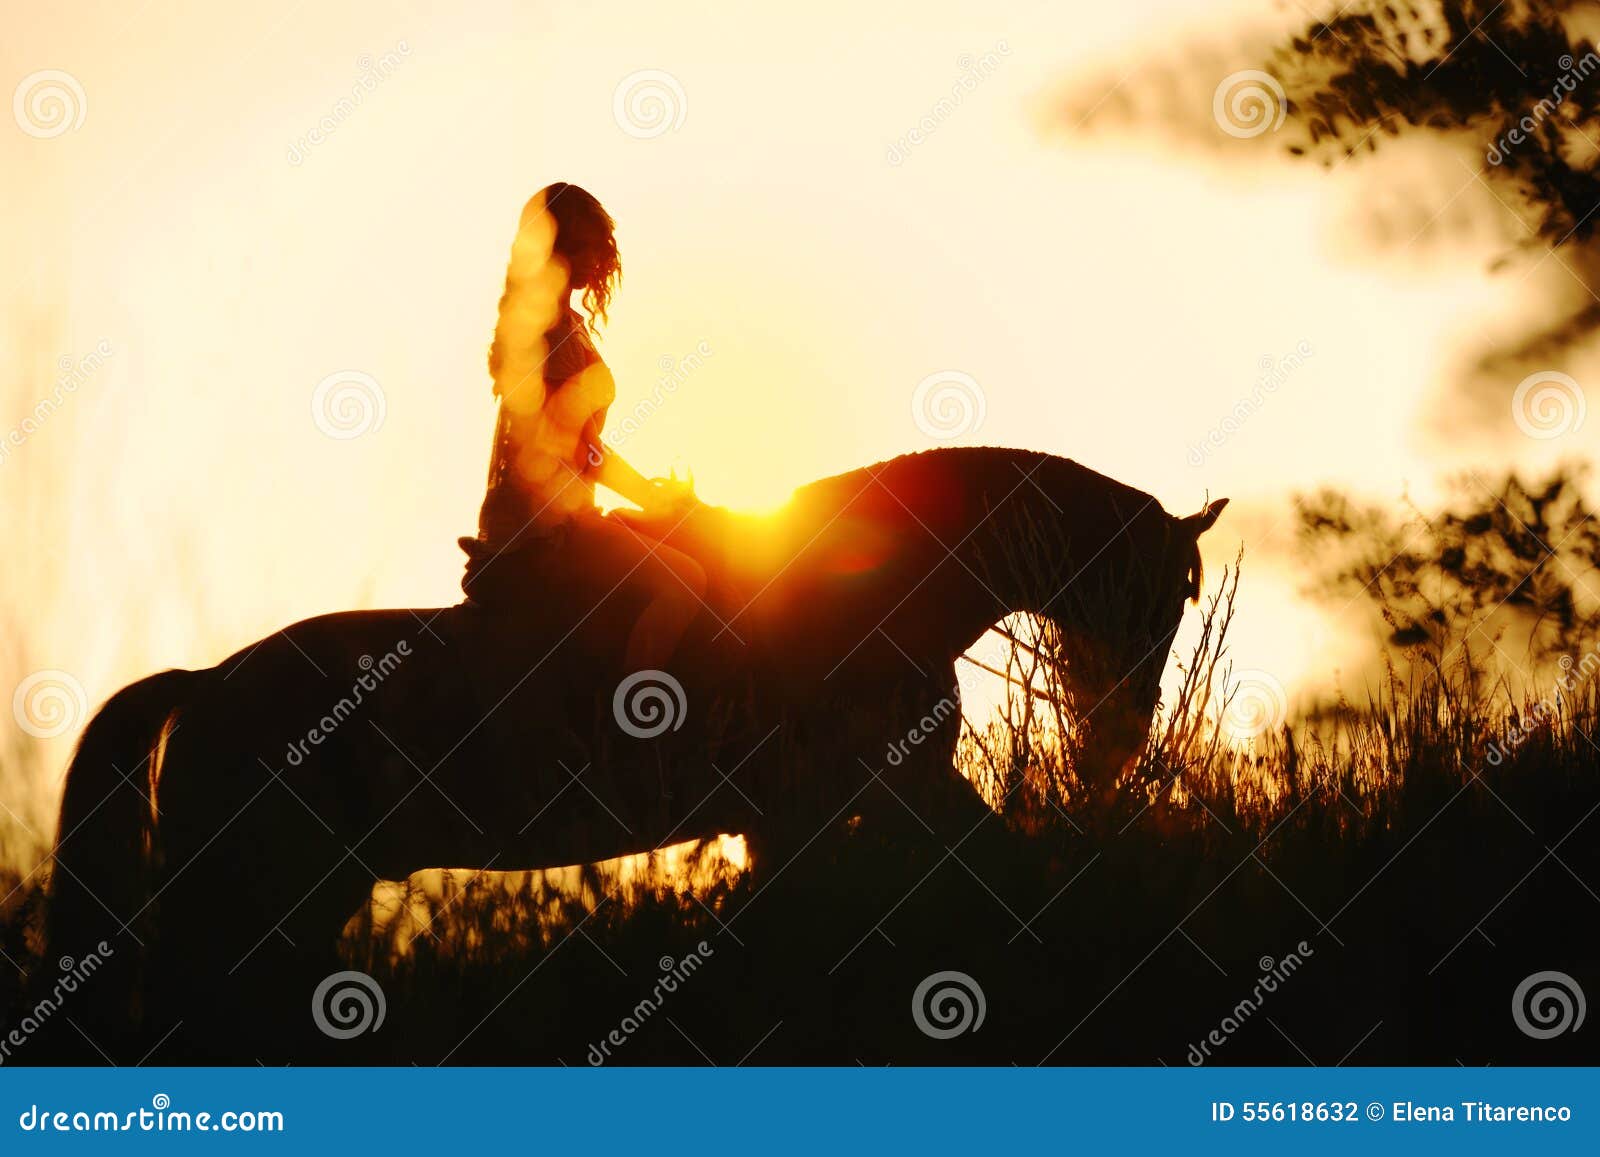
[40,668,199,1056]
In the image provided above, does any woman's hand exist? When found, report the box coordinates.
[595,443,696,516]
[641,475,697,517]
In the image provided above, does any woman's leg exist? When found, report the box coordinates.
[563,512,708,673]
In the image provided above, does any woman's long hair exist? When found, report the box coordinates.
[487,183,620,399]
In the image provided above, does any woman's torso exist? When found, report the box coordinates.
[477,308,616,548]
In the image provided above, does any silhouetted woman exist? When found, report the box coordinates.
[460,183,706,673]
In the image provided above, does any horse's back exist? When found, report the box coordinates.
[218,606,458,674]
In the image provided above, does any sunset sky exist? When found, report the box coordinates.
[4,0,1591,850]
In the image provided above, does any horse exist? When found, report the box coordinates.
[42,446,1226,1061]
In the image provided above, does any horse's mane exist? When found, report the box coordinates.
[660,447,1186,611]
[787,446,1165,530]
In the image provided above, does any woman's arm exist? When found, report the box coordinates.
[584,416,687,513]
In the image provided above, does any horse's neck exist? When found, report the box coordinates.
[875,500,1048,668]
[723,448,1062,667]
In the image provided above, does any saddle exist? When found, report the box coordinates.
[454,501,741,613]
[447,505,757,741]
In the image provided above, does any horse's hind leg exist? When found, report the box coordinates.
[261,867,379,1062]
[149,830,374,1063]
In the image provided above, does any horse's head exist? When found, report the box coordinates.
[1081,492,1227,790]
[996,459,1229,795]
[993,454,1227,628]
[1031,491,1228,663]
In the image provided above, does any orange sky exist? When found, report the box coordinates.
[4,0,1592,852]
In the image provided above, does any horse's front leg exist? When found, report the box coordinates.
[862,676,997,847]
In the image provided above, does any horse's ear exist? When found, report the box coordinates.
[1185,497,1229,536]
